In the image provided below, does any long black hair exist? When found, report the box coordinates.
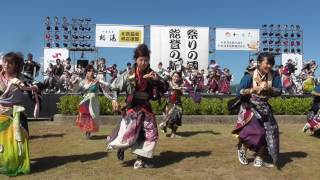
[257,52,275,66]
[2,52,24,75]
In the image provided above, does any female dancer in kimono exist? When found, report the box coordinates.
[107,44,168,169]
[232,53,282,168]
[219,68,232,94]
[76,64,112,139]
[96,58,107,82]
[0,52,42,176]
[302,85,320,134]
[159,71,183,138]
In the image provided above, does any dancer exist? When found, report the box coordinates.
[75,64,111,139]
[232,53,282,168]
[281,60,297,94]
[107,44,168,169]
[207,70,219,94]
[96,58,107,82]
[302,85,320,134]
[0,52,42,176]
[159,71,184,138]
[219,68,232,94]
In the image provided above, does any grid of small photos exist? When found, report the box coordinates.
[260,24,303,54]
[44,16,95,49]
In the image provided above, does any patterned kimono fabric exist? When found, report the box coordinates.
[232,69,280,165]
[219,74,231,94]
[108,67,166,158]
[184,78,201,103]
[76,80,100,133]
[207,77,219,94]
[163,81,183,133]
[281,66,292,88]
[306,96,320,133]
[197,76,205,92]
[282,74,294,93]
[0,74,30,176]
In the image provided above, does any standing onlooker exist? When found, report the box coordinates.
[219,68,232,94]
[106,64,118,83]
[157,62,166,79]
[23,53,40,80]
[97,58,107,82]
[208,60,219,72]
[120,62,132,74]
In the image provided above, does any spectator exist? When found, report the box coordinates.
[23,53,40,80]
[208,60,219,72]
[120,62,132,74]
[219,68,232,94]
[106,64,118,83]
[53,59,64,77]
[97,58,107,81]
[157,62,166,79]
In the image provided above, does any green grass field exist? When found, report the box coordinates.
[1,121,320,180]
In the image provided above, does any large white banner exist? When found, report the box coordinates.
[43,48,69,72]
[95,24,144,48]
[281,53,303,75]
[215,28,260,51]
[150,25,209,72]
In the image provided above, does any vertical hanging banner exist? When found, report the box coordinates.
[95,24,144,48]
[43,48,69,72]
[150,25,209,72]
[281,53,303,75]
[215,28,260,51]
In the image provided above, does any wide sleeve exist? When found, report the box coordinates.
[110,72,129,101]
[237,74,253,97]
[98,80,112,100]
[269,73,282,97]
[154,76,169,94]
[78,80,85,93]
[148,75,169,101]
[0,90,24,105]
[22,78,44,118]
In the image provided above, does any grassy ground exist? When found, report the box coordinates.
[1,121,320,180]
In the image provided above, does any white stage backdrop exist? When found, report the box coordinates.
[215,28,260,51]
[43,48,69,72]
[150,25,209,72]
[95,24,144,48]
[281,53,303,75]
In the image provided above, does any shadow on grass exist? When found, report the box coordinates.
[122,150,212,168]
[277,151,308,169]
[30,133,66,140]
[31,152,108,173]
[312,131,320,138]
[90,135,108,140]
[177,130,221,137]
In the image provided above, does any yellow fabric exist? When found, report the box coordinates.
[303,78,315,93]
[0,106,30,176]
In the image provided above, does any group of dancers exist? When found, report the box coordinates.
[1,44,320,176]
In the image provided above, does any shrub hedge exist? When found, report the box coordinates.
[57,95,313,115]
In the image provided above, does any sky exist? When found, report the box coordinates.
[0,0,319,83]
